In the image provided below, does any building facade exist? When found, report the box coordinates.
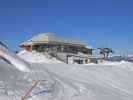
[20,33,93,64]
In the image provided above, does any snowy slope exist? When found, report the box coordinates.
[0,44,30,72]
[17,50,62,63]
[1,44,133,100]
[1,61,133,100]
[30,62,133,100]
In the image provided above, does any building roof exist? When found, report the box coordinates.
[32,33,85,45]
[20,33,91,48]
[20,39,33,46]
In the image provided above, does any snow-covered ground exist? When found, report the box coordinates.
[0,44,133,100]
[0,44,30,72]
[17,50,63,63]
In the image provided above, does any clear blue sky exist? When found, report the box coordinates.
[0,0,133,55]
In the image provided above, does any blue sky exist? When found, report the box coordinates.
[0,0,133,55]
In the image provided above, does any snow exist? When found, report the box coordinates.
[0,44,30,72]
[97,60,131,65]
[128,55,133,60]
[1,44,133,100]
[17,50,63,63]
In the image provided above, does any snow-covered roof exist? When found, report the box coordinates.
[20,33,91,48]
[32,33,85,45]
[20,39,33,46]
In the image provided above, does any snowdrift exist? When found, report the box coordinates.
[17,50,62,63]
[0,44,29,72]
[1,44,133,100]
[31,62,133,100]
